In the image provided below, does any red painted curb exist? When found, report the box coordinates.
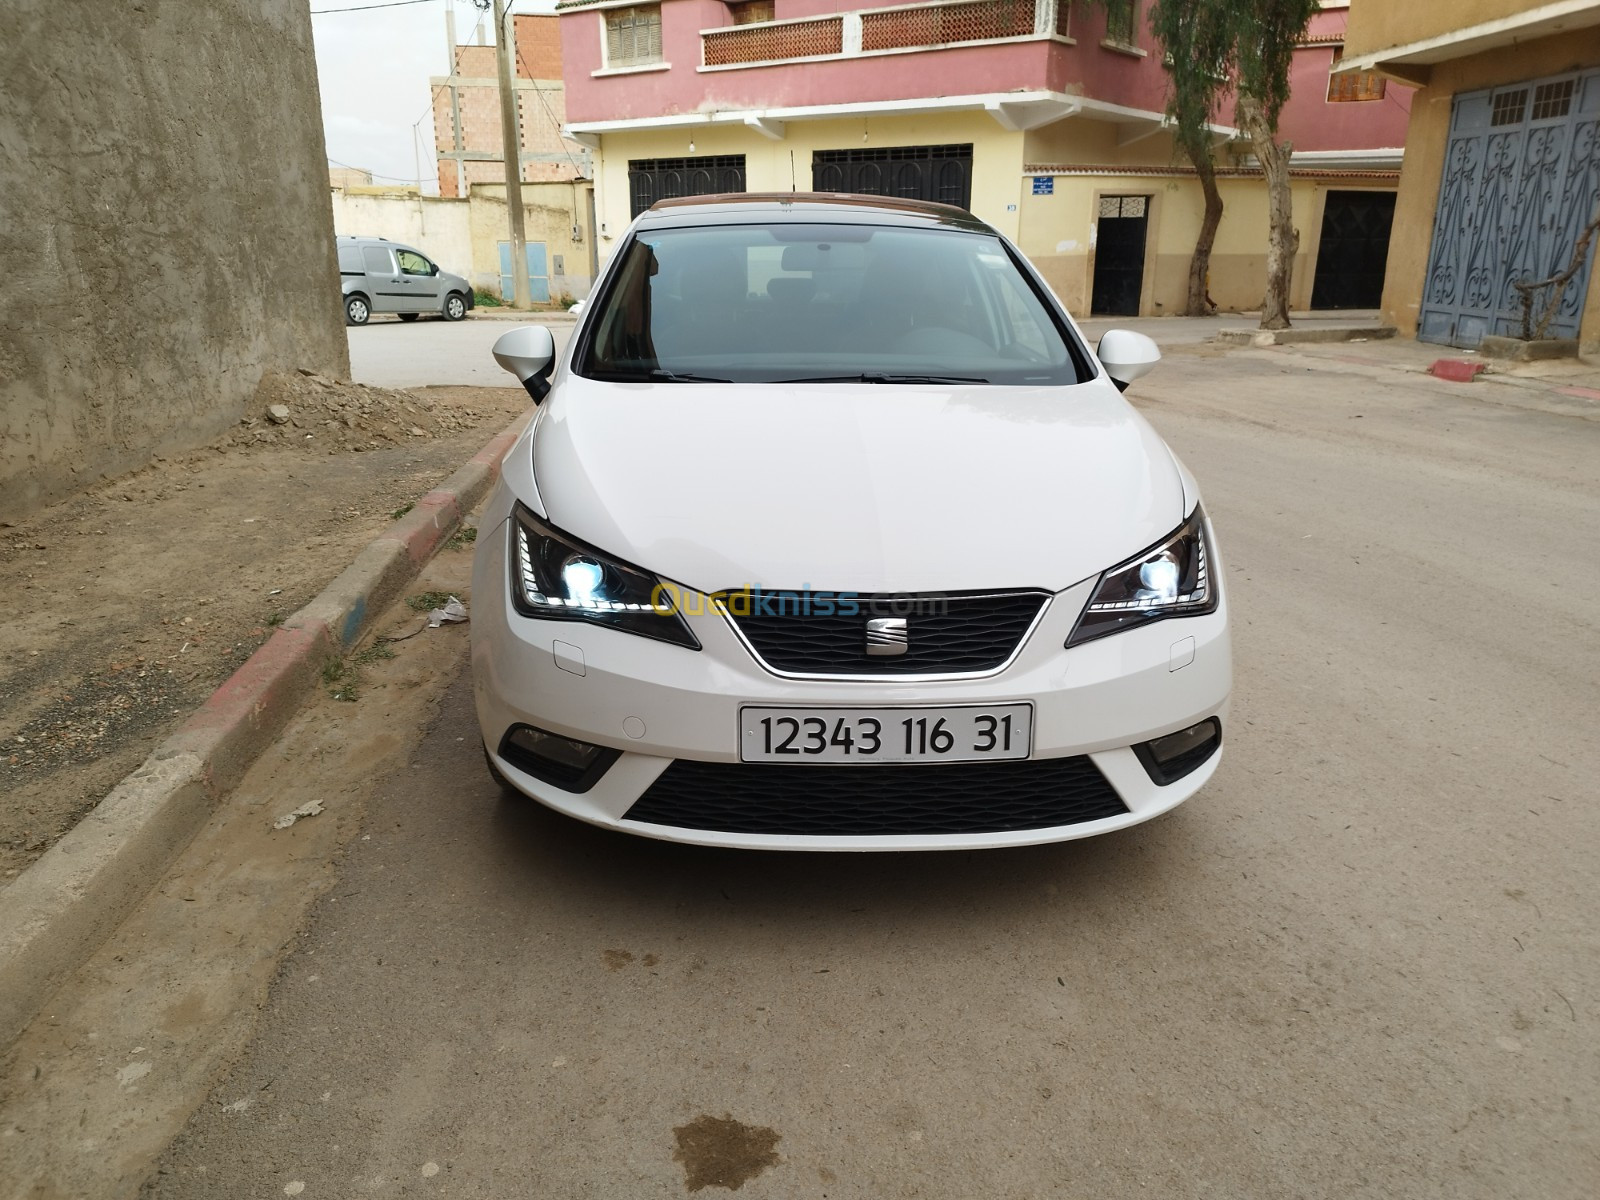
[389,491,464,565]
[1429,359,1487,383]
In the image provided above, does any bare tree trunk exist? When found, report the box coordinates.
[1185,144,1224,316]
[1237,94,1297,330]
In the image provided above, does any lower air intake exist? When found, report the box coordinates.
[622,756,1127,837]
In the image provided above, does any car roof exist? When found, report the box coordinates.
[637,192,994,234]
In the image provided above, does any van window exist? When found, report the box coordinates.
[396,249,433,276]
[337,246,363,274]
[362,246,394,274]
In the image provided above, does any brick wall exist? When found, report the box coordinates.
[513,14,562,80]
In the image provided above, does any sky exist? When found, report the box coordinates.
[311,0,559,195]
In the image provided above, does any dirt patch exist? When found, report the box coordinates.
[0,382,528,885]
[244,370,492,451]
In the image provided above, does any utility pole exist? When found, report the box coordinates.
[493,0,532,309]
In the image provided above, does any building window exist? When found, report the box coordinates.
[728,1,774,24]
[1491,88,1529,126]
[1055,0,1072,38]
[1104,0,1137,47]
[1532,79,1576,120]
[605,5,663,69]
[1328,69,1387,103]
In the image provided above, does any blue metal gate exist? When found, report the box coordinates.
[1419,70,1600,347]
[497,242,550,304]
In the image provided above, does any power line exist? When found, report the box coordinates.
[312,0,438,15]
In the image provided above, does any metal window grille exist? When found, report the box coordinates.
[1531,79,1576,120]
[1055,0,1072,38]
[1490,89,1529,127]
[860,0,1035,52]
[703,15,843,65]
[812,144,974,209]
[628,155,746,218]
[1104,0,1136,45]
[1328,69,1387,103]
[1098,195,1146,218]
[605,5,663,68]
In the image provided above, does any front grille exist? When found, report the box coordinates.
[723,590,1049,676]
[623,756,1127,837]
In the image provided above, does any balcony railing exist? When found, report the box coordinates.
[702,0,1059,70]
[703,15,844,68]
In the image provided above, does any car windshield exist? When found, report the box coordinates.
[577,222,1092,385]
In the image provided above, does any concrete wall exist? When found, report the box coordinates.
[329,188,477,284]
[1343,0,1541,57]
[0,0,347,523]
[469,182,597,302]
[1376,26,1600,343]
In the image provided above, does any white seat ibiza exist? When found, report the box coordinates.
[471,193,1230,850]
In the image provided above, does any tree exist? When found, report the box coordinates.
[1148,2,1234,316]
[1229,0,1321,329]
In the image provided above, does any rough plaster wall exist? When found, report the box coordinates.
[0,0,349,522]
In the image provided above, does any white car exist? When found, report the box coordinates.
[471,193,1230,851]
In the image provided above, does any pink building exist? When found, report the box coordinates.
[558,0,1409,314]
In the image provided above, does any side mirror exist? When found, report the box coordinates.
[492,325,557,402]
[1096,330,1161,392]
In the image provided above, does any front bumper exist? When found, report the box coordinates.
[471,516,1232,851]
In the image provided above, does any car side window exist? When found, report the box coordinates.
[396,249,433,277]
[362,246,394,274]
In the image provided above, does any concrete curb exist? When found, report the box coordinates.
[0,413,530,1047]
[1214,326,1397,347]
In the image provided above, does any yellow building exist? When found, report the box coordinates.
[1341,0,1600,348]
[561,0,1409,318]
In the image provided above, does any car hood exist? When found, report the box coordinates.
[528,378,1185,595]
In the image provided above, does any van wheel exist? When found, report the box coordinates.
[344,295,370,326]
[443,292,467,321]
[397,312,419,322]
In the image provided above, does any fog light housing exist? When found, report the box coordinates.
[497,724,620,794]
[1134,718,1221,785]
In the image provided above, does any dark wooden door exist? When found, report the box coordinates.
[1091,195,1149,316]
[1310,190,1396,309]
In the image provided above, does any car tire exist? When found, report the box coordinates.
[344,295,370,326]
[443,292,468,321]
[397,312,419,323]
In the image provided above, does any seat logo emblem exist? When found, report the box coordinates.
[866,617,909,656]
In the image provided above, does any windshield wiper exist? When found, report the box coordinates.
[775,372,991,385]
[598,369,734,383]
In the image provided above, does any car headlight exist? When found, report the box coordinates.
[509,504,699,649]
[1066,507,1217,647]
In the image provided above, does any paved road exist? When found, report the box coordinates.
[147,345,1597,1198]
[347,316,576,389]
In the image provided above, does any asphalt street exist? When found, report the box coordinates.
[142,342,1598,1198]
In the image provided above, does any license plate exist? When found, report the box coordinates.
[739,704,1033,764]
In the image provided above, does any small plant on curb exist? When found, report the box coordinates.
[266,611,285,627]
[390,501,414,521]
[406,590,453,612]
[354,642,395,666]
[448,526,478,551]
[474,288,504,307]
[321,657,357,703]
